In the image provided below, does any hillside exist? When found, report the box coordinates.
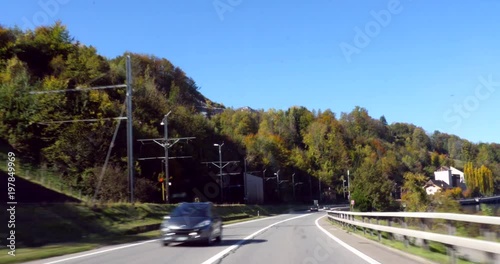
[0,23,499,210]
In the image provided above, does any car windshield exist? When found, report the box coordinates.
[170,204,209,217]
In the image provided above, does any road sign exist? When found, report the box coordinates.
[351,200,355,206]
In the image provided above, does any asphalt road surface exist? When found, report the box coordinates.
[25,212,429,264]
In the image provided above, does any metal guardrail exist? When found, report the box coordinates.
[459,195,500,205]
[328,211,500,225]
[326,210,500,264]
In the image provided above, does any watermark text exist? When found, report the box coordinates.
[6,152,17,257]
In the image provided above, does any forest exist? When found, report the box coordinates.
[1,23,499,211]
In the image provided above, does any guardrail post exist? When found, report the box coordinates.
[402,218,409,248]
[362,217,366,235]
[340,213,344,228]
[387,218,393,240]
[376,217,381,241]
[349,215,355,233]
[446,221,457,264]
[369,217,374,237]
[484,230,497,264]
[419,218,429,251]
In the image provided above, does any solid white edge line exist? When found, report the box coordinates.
[201,213,311,264]
[43,240,159,264]
[315,215,381,264]
[41,214,280,264]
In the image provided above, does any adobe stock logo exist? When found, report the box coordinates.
[339,0,406,63]
[21,0,71,29]
[213,0,243,21]
[443,75,499,130]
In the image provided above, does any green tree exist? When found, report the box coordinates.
[401,172,429,212]
[351,156,394,212]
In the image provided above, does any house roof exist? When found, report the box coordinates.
[424,179,451,189]
[436,166,450,172]
[435,166,463,174]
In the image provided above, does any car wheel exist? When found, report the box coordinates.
[205,237,213,246]
[162,242,169,247]
[205,231,213,246]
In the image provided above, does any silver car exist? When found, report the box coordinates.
[160,202,223,246]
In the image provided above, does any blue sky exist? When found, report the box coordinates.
[2,0,500,143]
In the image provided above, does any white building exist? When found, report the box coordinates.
[433,166,466,189]
[245,173,264,204]
[424,179,451,195]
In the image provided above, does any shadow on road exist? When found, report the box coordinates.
[169,239,267,247]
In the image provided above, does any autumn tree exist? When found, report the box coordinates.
[464,162,495,196]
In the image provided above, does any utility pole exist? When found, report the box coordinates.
[137,112,195,203]
[126,55,135,204]
[292,173,295,201]
[216,143,224,203]
[29,56,132,203]
[202,153,240,204]
[162,112,171,203]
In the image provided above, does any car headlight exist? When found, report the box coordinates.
[194,220,211,228]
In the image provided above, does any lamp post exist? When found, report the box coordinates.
[348,170,351,211]
[342,177,346,199]
[214,143,224,203]
[274,170,280,201]
[160,111,172,203]
[309,174,312,202]
[244,157,247,203]
[263,168,267,203]
[318,177,321,202]
[347,170,350,200]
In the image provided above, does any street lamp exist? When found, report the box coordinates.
[347,170,351,200]
[291,173,303,202]
[274,170,280,201]
[342,177,347,199]
[161,111,171,203]
[318,177,321,202]
[214,143,224,203]
[244,157,247,203]
[347,170,351,211]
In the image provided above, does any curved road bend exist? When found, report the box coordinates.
[25,212,429,264]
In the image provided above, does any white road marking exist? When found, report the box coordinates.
[201,213,311,264]
[315,215,381,264]
[41,214,279,264]
[224,215,278,227]
[43,240,159,264]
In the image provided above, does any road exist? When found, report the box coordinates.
[25,212,431,264]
